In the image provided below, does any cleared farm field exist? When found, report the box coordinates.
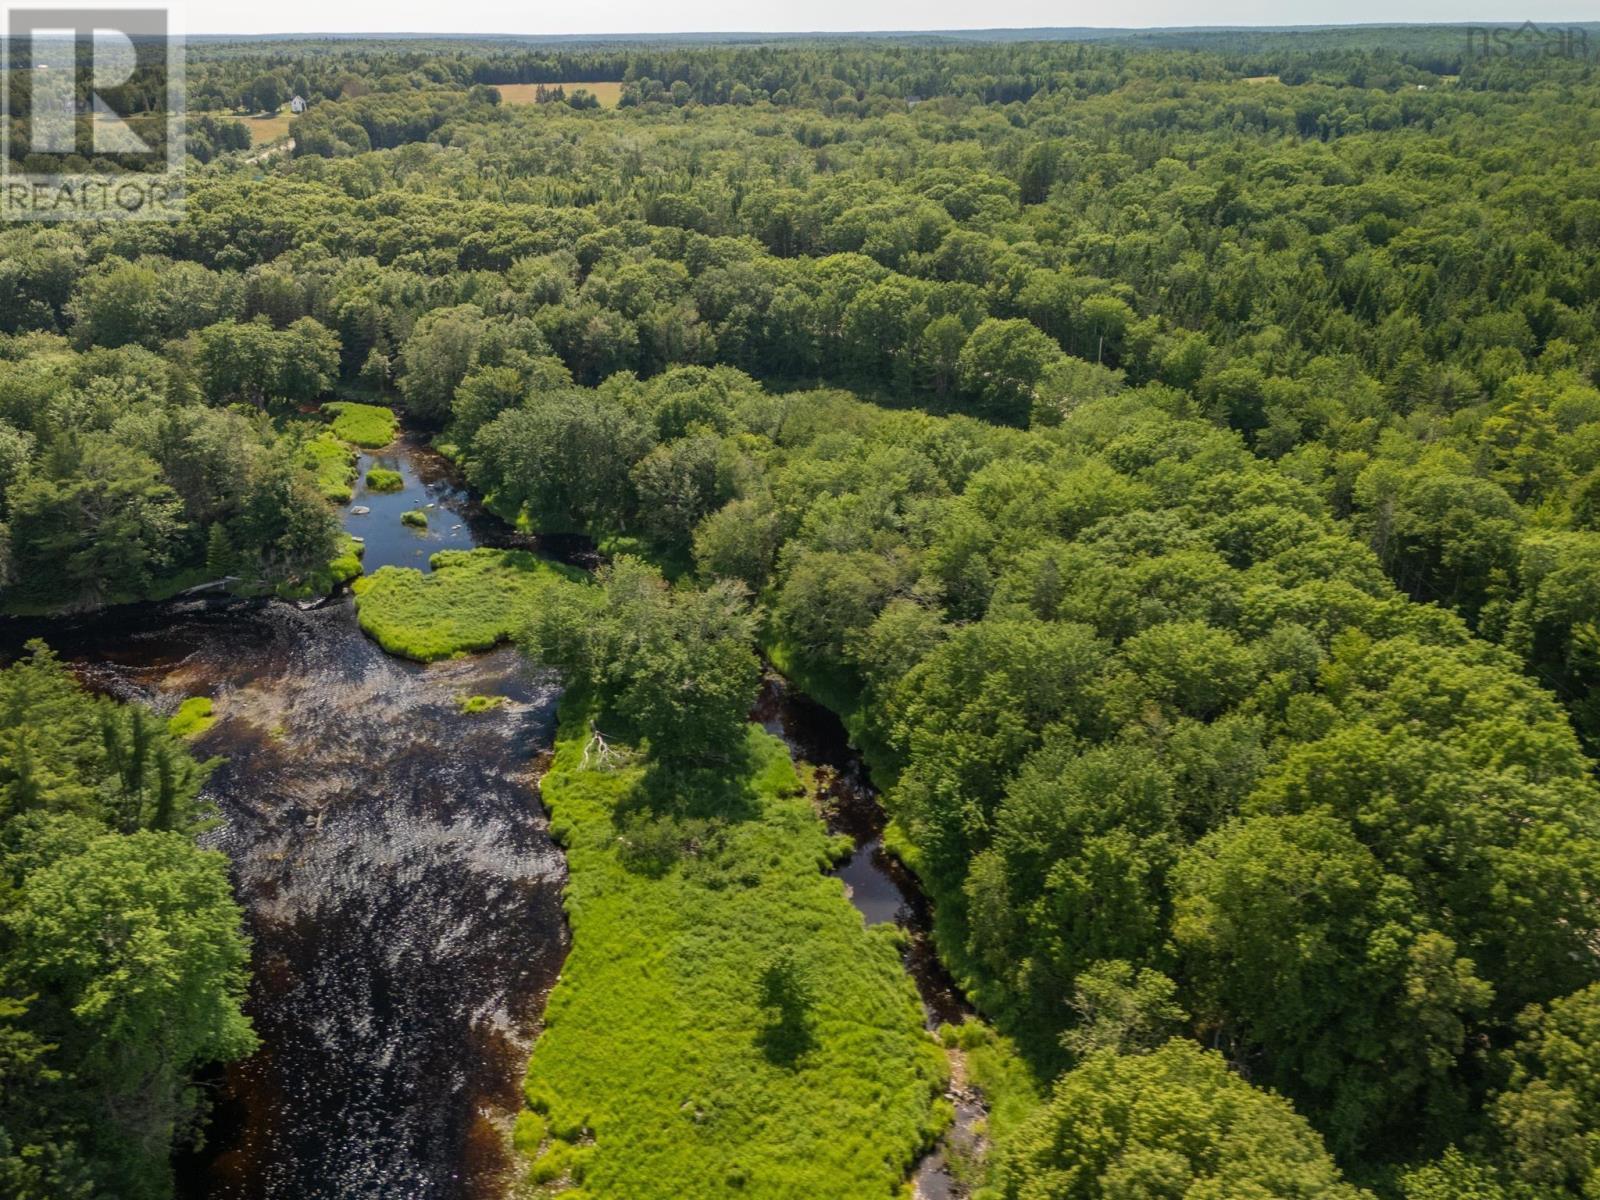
[187,108,294,146]
[496,81,624,107]
[238,110,294,145]
[93,107,288,151]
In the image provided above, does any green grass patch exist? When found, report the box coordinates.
[350,548,583,661]
[168,696,217,738]
[323,401,399,449]
[366,467,404,493]
[962,1028,1040,1155]
[512,1109,547,1157]
[326,533,365,584]
[401,508,428,528]
[303,432,359,502]
[458,693,506,714]
[519,698,947,1199]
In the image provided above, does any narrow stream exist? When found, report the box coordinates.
[752,672,987,1200]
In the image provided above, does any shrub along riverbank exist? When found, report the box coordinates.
[303,432,359,502]
[1,400,388,618]
[520,695,947,1199]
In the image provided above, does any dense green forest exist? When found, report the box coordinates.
[4,26,1600,1200]
[0,645,254,1197]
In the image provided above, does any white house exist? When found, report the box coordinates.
[289,95,307,114]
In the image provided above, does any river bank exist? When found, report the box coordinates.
[343,545,1017,1198]
[337,422,1020,1198]
[754,670,1042,1199]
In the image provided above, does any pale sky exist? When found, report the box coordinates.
[174,2,1600,38]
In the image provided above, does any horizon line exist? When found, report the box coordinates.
[158,19,1600,38]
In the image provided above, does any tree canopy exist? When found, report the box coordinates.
[6,26,1600,1199]
[0,645,253,1199]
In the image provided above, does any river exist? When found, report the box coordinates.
[0,438,575,1200]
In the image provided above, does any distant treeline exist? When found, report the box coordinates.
[171,28,1600,115]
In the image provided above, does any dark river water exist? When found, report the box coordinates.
[5,599,570,1199]
[1,440,575,1200]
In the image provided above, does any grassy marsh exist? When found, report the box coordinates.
[350,548,582,661]
[518,699,947,1199]
[168,696,217,738]
[324,402,399,449]
[366,467,404,493]
[303,432,359,502]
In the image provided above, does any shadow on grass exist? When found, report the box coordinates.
[611,809,705,879]
[756,1008,817,1068]
[635,751,763,823]
[606,736,766,878]
[756,949,817,1068]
